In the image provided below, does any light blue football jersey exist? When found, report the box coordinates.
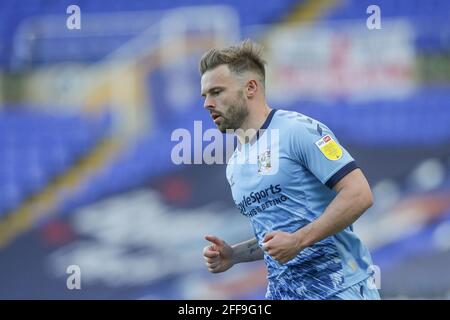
[226,109,376,300]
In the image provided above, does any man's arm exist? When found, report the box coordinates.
[262,168,373,263]
[295,168,373,248]
[231,237,264,264]
[203,235,264,273]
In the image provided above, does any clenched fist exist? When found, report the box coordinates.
[202,235,234,273]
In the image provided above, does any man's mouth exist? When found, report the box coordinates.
[211,113,223,124]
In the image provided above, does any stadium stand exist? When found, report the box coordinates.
[0,0,449,299]
[0,109,111,216]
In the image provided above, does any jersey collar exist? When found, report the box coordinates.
[237,108,277,151]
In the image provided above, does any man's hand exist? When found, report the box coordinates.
[202,235,234,273]
[262,231,303,264]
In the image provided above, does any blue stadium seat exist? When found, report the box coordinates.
[0,108,111,215]
[0,0,300,68]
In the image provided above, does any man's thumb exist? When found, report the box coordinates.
[263,232,276,243]
[205,235,223,247]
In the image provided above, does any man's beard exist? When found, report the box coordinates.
[217,91,249,133]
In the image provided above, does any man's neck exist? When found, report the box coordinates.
[236,104,272,145]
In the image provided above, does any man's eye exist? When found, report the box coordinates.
[212,91,220,96]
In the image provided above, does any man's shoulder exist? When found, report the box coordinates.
[273,109,331,137]
[272,109,316,133]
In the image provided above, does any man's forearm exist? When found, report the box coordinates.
[231,237,264,264]
[294,185,372,249]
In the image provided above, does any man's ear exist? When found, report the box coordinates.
[246,79,258,98]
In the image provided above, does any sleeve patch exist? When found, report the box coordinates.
[315,135,343,161]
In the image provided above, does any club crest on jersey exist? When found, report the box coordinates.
[315,135,343,160]
[257,150,272,174]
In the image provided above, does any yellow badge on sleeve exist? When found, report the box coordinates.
[315,135,343,160]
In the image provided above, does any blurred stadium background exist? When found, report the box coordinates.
[0,0,450,299]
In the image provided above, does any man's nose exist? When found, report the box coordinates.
[203,96,215,110]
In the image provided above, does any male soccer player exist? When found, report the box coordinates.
[200,40,380,300]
